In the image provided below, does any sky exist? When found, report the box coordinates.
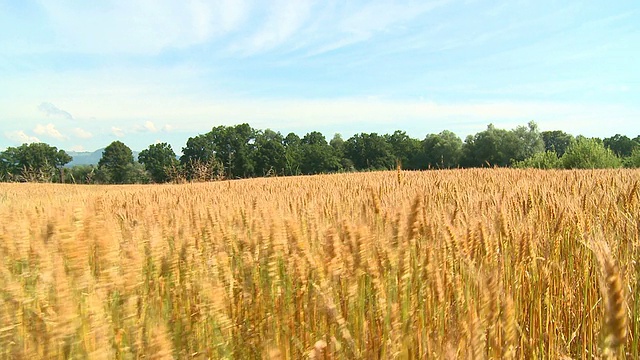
[1,1,639,154]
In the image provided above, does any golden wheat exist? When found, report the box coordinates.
[0,169,638,359]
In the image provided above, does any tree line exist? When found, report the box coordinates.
[1,121,639,184]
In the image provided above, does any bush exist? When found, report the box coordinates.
[561,138,621,169]
[513,151,561,169]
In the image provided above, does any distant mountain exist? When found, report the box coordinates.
[65,148,139,167]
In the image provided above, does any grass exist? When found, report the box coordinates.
[0,168,638,359]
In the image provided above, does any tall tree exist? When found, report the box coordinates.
[138,142,178,183]
[461,124,521,167]
[253,129,286,176]
[180,133,221,181]
[181,133,216,165]
[384,130,421,169]
[0,142,71,182]
[98,141,135,184]
[542,130,574,157]
[300,131,340,174]
[209,124,257,178]
[283,132,303,176]
[330,133,354,172]
[603,134,637,157]
[418,130,463,169]
[344,133,395,170]
[512,121,544,161]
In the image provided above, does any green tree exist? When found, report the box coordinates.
[98,141,135,184]
[181,133,216,164]
[603,134,637,158]
[208,124,257,178]
[461,124,521,167]
[138,143,179,183]
[253,129,286,176]
[542,130,574,157]
[300,131,340,174]
[344,133,395,170]
[384,130,421,169]
[0,142,71,182]
[283,132,303,176]
[330,133,354,172]
[330,133,345,153]
[512,121,544,161]
[180,133,221,181]
[418,130,463,169]
[561,138,621,169]
[624,147,640,168]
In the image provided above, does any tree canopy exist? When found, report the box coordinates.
[98,141,135,184]
[0,143,71,182]
[138,143,178,183]
[2,121,639,184]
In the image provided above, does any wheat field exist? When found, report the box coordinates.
[0,169,638,359]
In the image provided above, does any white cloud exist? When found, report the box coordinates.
[111,127,125,137]
[162,124,174,132]
[5,130,40,144]
[72,128,93,139]
[38,102,73,120]
[134,121,160,133]
[33,123,67,140]
[144,121,157,132]
[70,145,86,152]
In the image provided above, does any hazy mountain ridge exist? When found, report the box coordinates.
[66,148,139,167]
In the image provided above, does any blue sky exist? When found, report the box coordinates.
[1,0,638,153]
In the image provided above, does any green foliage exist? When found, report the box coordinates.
[624,147,640,168]
[138,143,178,183]
[124,162,151,184]
[213,123,257,178]
[462,124,522,167]
[64,165,98,184]
[98,141,135,184]
[513,151,561,169]
[419,130,463,169]
[344,132,395,170]
[384,130,421,169]
[542,130,574,157]
[300,131,340,174]
[561,138,622,169]
[283,132,303,176]
[512,121,545,161]
[253,129,286,176]
[0,143,71,182]
[3,121,636,185]
[603,134,638,158]
[181,133,216,165]
[181,124,257,179]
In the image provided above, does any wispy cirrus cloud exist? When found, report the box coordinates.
[36,0,251,54]
[230,0,314,55]
[34,123,67,140]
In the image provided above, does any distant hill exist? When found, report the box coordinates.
[66,148,139,167]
